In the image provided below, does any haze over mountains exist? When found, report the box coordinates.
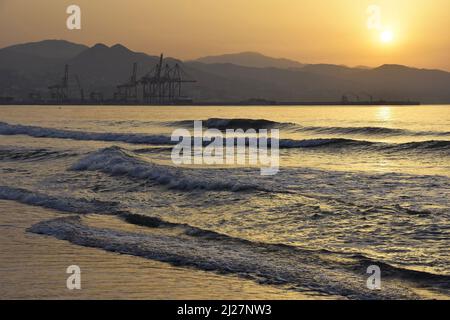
[193,52,305,69]
[1,40,449,103]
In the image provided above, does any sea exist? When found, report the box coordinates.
[0,105,449,299]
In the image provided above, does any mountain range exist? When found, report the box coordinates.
[1,39,449,103]
[193,52,305,69]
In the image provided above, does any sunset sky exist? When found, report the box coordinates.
[1,0,449,70]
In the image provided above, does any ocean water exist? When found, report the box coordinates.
[0,105,449,299]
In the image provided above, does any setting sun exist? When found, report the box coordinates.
[380,30,394,43]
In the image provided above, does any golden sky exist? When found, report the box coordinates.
[1,0,449,70]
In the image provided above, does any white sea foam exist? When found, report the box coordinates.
[29,215,419,300]
[0,186,119,214]
[2,121,448,153]
[71,146,260,192]
[0,121,173,145]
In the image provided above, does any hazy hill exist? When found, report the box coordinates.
[349,65,450,103]
[194,52,305,69]
[185,61,359,101]
[1,40,88,60]
[300,64,363,78]
[1,40,449,103]
[0,49,56,74]
[0,40,179,98]
[0,40,84,74]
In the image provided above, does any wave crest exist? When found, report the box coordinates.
[167,118,450,137]
[298,125,450,137]
[28,215,418,299]
[0,186,120,214]
[168,118,294,130]
[0,121,172,145]
[70,146,260,192]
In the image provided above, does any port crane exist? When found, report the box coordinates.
[74,75,85,102]
[48,64,69,103]
[114,62,139,103]
[42,54,195,105]
[141,54,196,104]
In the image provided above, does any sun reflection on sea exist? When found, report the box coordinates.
[376,106,392,122]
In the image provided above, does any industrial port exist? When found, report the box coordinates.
[0,53,420,106]
[12,54,198,106]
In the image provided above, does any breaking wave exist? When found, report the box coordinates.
[0,186,120,214]
[70,146,261,192]
[279,138,450,153]
[1,184,446,299]
[297,125,450,137]
[167,118,450,137]
[1,121,448,154]
[168,118,295,130]
[278,138,369,148]
[0,121,173,145]
[123,212,450,282]
[28,214,449,299]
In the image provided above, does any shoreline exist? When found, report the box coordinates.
[0,200,319,300]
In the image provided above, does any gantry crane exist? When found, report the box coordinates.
[140,54,196,104]
[74,75,85,102]
[49,64,69,103]
[114,62,139,103]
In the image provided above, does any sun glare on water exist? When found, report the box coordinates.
[376,106,393,122]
